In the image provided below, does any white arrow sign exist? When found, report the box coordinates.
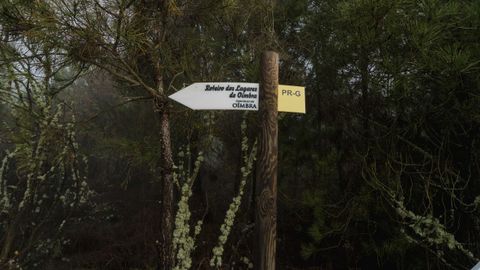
[169,82,259,111]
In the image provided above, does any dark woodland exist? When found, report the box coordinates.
[0,0,480,269]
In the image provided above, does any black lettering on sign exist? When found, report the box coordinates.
[232,102,257,109]
[205,84,225,91]
[281,89,302,97]
[235,85,258,93]
[237,92,257,99]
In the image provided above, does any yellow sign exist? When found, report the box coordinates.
[278,85,306,113]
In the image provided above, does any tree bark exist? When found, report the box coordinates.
[0,221,17,264]
[154,93,174,270]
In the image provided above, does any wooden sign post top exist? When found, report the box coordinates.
[254,51,279,270]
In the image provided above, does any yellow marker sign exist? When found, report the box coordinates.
[278,85,306,113]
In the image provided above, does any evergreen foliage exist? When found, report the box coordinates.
[1,0,480,269]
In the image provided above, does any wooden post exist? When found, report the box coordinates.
[255,51,279,270]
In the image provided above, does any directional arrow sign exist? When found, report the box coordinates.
[168,82,259,110]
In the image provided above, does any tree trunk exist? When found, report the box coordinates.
[0,208,25,265]
[154,95,174,270]
[0,222,16,264]
[149,2,175,268]
[359,48,370,137]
